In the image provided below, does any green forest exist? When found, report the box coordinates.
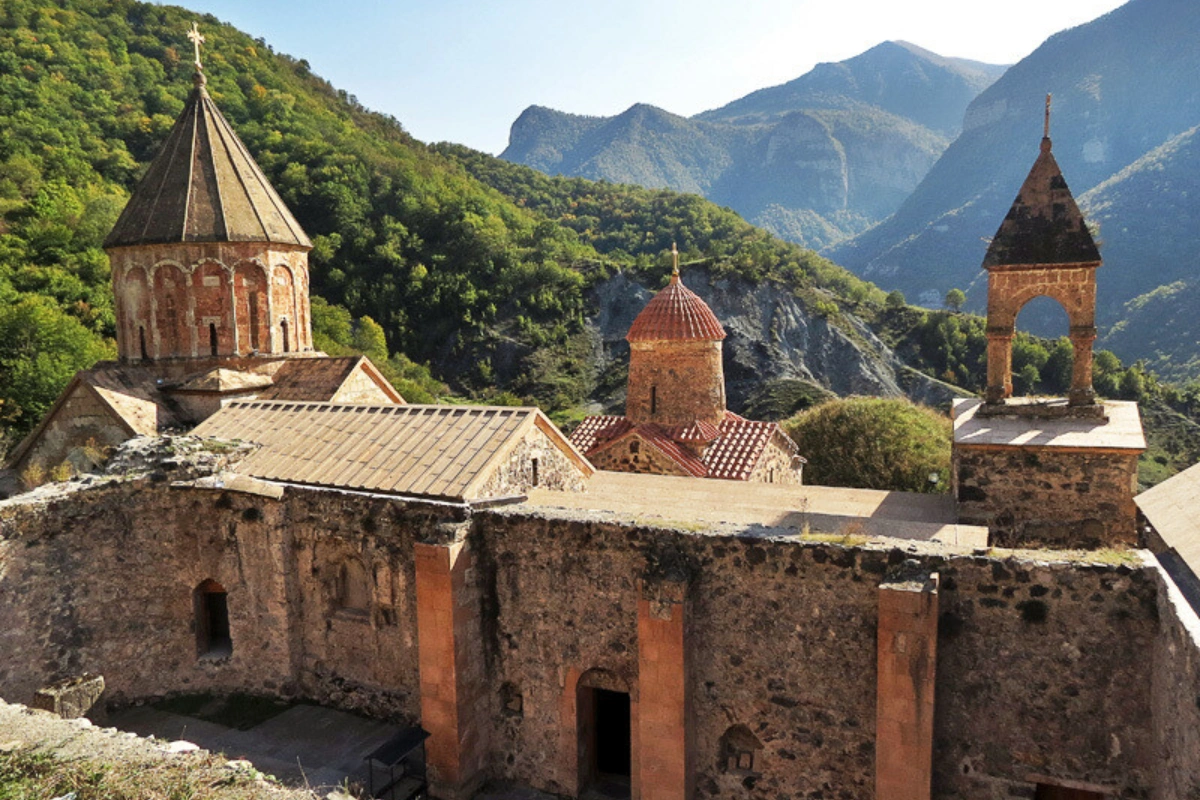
[0,0,1197,487]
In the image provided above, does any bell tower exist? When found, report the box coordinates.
[104,24,314,363]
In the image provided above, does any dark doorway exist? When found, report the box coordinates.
[195,579,232,657]
[281,319,290,353]
[1035,784,1105,800]
[209,323,218,356]
[594,689,630,776]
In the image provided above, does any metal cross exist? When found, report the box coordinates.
[1044,93,1052,139]
[671,241,679,275]
[187,22,206,70]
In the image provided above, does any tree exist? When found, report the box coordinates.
[885,290,906,310]
[944,288,966,313]
[782,398,951,493]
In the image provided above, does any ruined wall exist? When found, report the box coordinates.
[0,479,1185,799]
[0,481,432,723]
[12,385,131,476]
[955,445,1140,548]
[1152,567,1200,800]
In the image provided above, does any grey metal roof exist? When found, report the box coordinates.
[104,74,311,249]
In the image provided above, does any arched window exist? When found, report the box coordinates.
[650,386,658,414]
[209,322,218,356]
[531,458,540,487]
[281,319,290,353]
[248,291,260,351]
[194,579,232,657]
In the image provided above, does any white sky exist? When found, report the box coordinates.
[159,0,1130,154]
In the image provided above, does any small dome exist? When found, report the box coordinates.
[626,273,726,342]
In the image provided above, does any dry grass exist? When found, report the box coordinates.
[0,748,305,800]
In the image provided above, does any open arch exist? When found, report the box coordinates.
[985,267,1097,405]
[577,669,632,797]
[194,579,232,658]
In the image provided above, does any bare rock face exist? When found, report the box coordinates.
[586,267,967,413]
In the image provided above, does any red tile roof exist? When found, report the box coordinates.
[626,274,726,343]
[570,411,797,481]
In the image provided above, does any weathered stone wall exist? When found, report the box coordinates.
[328,364,394,404]
[1151,567,1200,800]
[587,434,691,477]
[474,426,589,499]
[627,340,725,427]
[0,481,434,723]
[0,479,1187,799]
[13,384,130,476]
[746,433,802,485]
[955,444,1139,548]
[932,555,1157,798]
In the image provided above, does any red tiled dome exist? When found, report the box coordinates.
[626,273,726,343]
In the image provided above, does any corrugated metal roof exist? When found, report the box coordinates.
[983,137,1100,269]
[104,74,311,249]
[192,401,586,501]
[626,273,726,342]
[1138,463,1200,573]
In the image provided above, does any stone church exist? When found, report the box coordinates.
[570,247,803,483]
[2,41,1200,800]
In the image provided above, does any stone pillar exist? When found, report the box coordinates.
[415,537,487,800]
[637,579,691,800]
[876,564,939,800]
[1068,325,1097,406]
[985,329,1013,404]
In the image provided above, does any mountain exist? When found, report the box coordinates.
[501,42,1004,250]
[828,0,1200,373]
[696,41,1005,135]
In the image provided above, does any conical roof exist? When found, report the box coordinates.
[626,272,726,342]
[105,73,311,249]
[983,136,1099,269]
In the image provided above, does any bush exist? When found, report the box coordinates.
[782,397,951,492]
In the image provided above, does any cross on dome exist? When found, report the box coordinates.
[1044,93,1052,139]
[187,22,206,72]
[671,241,680,278]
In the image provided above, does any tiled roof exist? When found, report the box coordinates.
[105,74,310,249]
[705,413,793,481]
[626,273,726,342]
[983,137,1100,269]
[569,415,633,454]
[572,411,797,481]
[192,401,590,501]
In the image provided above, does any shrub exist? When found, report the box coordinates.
[782,397,951,492]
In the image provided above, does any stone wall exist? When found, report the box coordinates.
[109,241,312,361]
[474,426,590,499]
[0,481,439,723]
[328,363,394,404]
[587,433,692,477]
[627,340,725,427]
[746,432,802,485]
[1152,566,1200,800]
[0,478,1191,798]
[954,444,1140,548]
[13,383,130,476]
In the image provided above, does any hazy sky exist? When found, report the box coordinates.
[158,0,1129,155]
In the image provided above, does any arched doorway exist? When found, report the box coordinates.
[576,668,631,799]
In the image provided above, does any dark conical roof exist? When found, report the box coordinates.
[626,272,726,343]
[982,137,1099,268]
[105,74,311,249]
